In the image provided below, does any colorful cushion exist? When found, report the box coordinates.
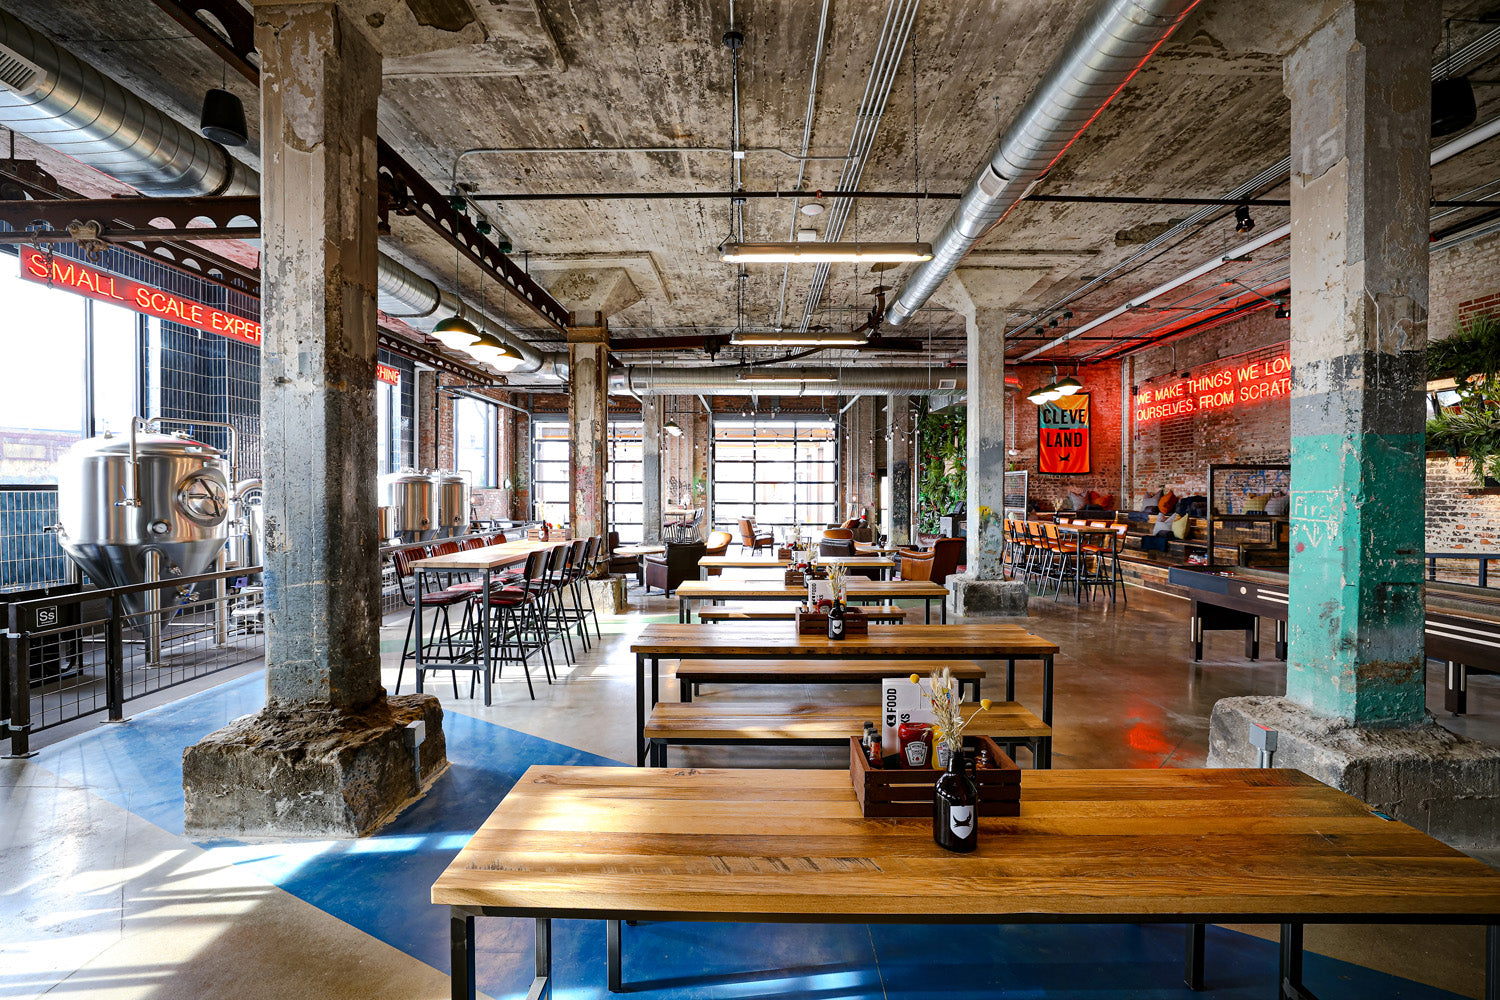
[1171,514,1191,539]
[1067,490,1088,511]
[1141,492,1162,514]
[1153,513,1176,536]
[1243,494,1270,513]
[1088,490,1115,510]
[1265,493,1289,516]
[1159,490,1178,514]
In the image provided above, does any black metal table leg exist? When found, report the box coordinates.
[1279,923,1319,999]
[1487,925,1498,1000]
[635,653,647,766]
[1005,658,1016,702]
[1042,654,1054,727]
[1184,923,1205,990]
[450,908,475,1000]
[526,917,551,1000]
[608,918,623,992]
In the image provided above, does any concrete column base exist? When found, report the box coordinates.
[182,694,447,839]
[947,573,1028,618]
[590,575,627,615]
[1208,696,1500,850]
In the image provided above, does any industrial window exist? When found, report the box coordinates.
[531,420,570,524]
[712,418,838,539]
[376,379,397,477]
[454,395,497,488]
[607,421,644,544]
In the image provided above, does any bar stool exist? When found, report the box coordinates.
[568,537,603,643]
[536,543,578,667]
[394,564,475,697]
[390,545,426,606]
[478,548,551,698]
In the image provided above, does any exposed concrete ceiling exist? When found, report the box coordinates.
[4,0,1500,377]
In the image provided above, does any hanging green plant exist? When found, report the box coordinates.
[915,401,966,535]
[1427,313,1500,487]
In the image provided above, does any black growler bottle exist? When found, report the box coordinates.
[933,744,979,853]
[827,599,846,640]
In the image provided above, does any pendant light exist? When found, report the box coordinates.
[432,314,481,350]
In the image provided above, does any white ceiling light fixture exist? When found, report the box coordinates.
[718,241,933,264]
[800,202,825,216]
[729,330,869,347]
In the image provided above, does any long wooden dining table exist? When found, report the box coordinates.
[409,540,567,705]
[628,622,1060,766]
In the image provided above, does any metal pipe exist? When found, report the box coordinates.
[886,0,1201,327]
[614,366,964,395]
[776,0,833,330]
[146,416,239,487]
[144,548,161,665]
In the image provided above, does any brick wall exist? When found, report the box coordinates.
[1426,456,1500,585]
[1007,362,1124,511]
[1127,310,1292,504]
[1430,229,1500,341]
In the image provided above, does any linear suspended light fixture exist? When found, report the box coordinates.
[718,241,933,264]
[729,330,869,346]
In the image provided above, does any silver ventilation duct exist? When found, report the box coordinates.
[0,7,561,376]
[886,0,1200,326]
[615,366,968,396]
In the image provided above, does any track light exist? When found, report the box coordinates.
[1234,205,1255,234]
[1274,300,1290,319]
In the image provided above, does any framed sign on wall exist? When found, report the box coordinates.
[1038,392,1091,474]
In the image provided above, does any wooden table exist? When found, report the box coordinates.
[675,579,805,623]
[1052,523,1118,603]
[816,554,896,579]
[434,765,1500,1000]
[844,579,950,623]
[630,623,1059,765]
[611,543,664,586]
[697,555,791,579]
[410,540,566,705]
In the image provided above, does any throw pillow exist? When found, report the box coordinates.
[1172,514,1191,539]
[1158,490,1178,514]
[1153,513,1175,536]
[1068,490,1087,511]
[1089,491,1115,510]
[1265,493,1289,516]
[1141,491,1161,514]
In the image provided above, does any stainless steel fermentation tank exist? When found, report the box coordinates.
[380,469,434,542]
[228,478,263,581]
[54,418,236,657]
[431,471,468,538]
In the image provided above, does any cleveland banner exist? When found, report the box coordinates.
[1038,392,1091,474]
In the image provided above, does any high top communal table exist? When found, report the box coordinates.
[434,765,1500,1000]
[410,540,568,706]
[629,623,1059,766]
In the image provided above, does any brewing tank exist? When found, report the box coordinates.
[55,430,231,617]
[431,471,468,537]
[228,478,263,580]
[379,469,433,542]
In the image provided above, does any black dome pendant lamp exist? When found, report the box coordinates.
[1433,20,1477,138]
[200,87,248,146]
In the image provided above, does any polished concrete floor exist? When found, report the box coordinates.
[3,573,1497,999]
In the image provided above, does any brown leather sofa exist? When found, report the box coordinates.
[898,537,964,585]
[644,540,707,595]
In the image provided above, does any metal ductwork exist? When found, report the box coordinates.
[0,8,563,377]
[886,0,1200,327]
[615,366,967,396]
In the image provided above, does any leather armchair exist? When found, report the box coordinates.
[606,530,639,576]
[739,517,774,553]
[644,541,706,595]
[701,531,733,576]
[899,537,964,585]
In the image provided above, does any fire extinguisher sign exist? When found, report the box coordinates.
[1038,392,1091,475]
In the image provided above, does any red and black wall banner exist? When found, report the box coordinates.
[1038,392,1091,475]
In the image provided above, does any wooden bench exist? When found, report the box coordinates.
[644,699,1052,767]
[673,657,985,701]
[696,605,909,624]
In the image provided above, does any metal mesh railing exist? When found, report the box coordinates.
[3,567,263,755]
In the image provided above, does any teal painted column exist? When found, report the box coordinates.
[1284,0,1436,727]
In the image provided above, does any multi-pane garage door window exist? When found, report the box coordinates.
[607,421,644,544]
[712,419,837,540]
[531,420,569,524]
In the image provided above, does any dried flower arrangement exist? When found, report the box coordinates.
[825,562,848,602]
[911,667,992,753]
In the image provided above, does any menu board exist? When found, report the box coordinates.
[1038,392,1091,474]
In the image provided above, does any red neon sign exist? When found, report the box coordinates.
[376,363,400,385]
[20,248,261,347]
[1134,351,1291,423]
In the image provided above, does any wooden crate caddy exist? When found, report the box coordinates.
[796,607,869,634]
[849,735,1020,818]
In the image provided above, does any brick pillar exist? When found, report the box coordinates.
[569,318,609,540]
[641,396,662,542]
[183,0,445,839]
[887,394,913,546]
[1284,0,1436,726]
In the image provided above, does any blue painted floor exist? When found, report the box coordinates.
[36,672,1468,999]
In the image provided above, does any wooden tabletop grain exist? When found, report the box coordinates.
[698,556,792,569]
[643,700,1048,741]
[844,580,950,598]
[432,766,1500,922]
[411,540,565,572]
[676,580,806,599]
[633,623,1059,657]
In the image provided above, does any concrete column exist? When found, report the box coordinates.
[1283,0,1435,727]
[569,318,609,540]
[852,397,877,520]
[948,307,1027,616]
[641,396,662,542]
[887,394,913,546]
[1209,0,1500,850]
[183,0,445,839]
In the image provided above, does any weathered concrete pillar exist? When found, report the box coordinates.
[641,396,662,542]
[569,317,609,540]
[887,395,913,546]
[183,0,445,839]
[948,307,1027,616]
[1210,0,1500,850]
